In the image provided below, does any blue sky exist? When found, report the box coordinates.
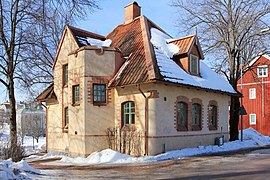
[0,0,181,103]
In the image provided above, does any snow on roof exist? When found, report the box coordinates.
[248,54,270,67]
[86,37,112,48]
[150,28,236,94]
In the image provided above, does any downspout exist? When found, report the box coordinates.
[138,84,149,156]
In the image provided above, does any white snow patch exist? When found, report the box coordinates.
[45,128,270,165]
[150,28,236,94]
[115,60,130,80]
[0,160,41,179]
[86,37,112,48]
[150,28,179,58]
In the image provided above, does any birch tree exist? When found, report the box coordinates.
[0,0,98,161]
[172,0,270,140]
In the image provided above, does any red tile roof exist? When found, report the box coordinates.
[36,84,56,102]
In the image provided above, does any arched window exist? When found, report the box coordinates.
[192,103,201,130]
[122,101,135,126]
[177,102,188,131]
[209,105,217,130]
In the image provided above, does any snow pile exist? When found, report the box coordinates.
[0,160,40,179]
[60,149,141,165]
[86,37,112,48]
[150,28,236,94]
[56,128,270,165]
[150,28,179,58]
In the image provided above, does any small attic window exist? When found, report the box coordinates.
[190,54,199,75]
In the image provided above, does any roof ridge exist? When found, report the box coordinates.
[167,34,196,43]
[67,25,106,39]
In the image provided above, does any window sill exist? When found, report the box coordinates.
[121,124,136,131]
[93,102,107,106]
[209,126,217,131]
[192,125,201,131]
[72,103,80,106]
[177,126,188,131]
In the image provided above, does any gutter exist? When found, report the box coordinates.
[138,84,150,156]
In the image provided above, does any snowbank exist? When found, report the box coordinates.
[56,128,270,165]
[150,28,236,94]
[0,160,40,179]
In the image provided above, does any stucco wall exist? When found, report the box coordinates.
[113,83,230,156]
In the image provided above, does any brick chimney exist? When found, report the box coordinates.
[124,2,141,24]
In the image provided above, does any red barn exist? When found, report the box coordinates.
[237,54,270,136]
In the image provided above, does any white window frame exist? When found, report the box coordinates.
[249,114,256,125]
[249,88,256,99]
[257,65,268,78]
[190,54,199,75]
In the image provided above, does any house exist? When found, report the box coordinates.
[16,104,46,139]
[37,2,237,156]
[237,54,270,136]
[0,102,11,113]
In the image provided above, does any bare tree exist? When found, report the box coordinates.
[172,0,270,140]
[0,0,98,161]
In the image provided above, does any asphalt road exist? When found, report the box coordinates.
[30,149,270,179]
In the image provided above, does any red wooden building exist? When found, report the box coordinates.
[237,54,270,136]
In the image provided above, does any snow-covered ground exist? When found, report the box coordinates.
[36,128,270,166]
[1,122,270,179]
[0,123,45,179]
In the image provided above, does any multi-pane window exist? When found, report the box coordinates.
[72,85,80,104]
[257,66,268,78]
[63,64,68,86]
[122,101,135,125]
[249,88,256,99]
[93,84,106,104]
[64,107,69,130]
[249,114,256,125]
[209,105,217,130]
[192,103,201,129]
[190,54,199,75]
[177,102,188,130]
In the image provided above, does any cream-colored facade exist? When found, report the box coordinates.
[40,2,235,157]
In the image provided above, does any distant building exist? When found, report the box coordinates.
[16,104,46,138]
[0,102,11,113]
[237,54,270,135]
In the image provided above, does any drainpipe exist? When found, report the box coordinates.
[138,84,149,156]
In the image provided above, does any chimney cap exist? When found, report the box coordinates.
[125,1,140,8]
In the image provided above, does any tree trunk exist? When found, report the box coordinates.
[229,96,240,141]
[8,78,17,148]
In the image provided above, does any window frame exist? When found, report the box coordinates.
[190,54,199,75]
[176,102,188,131]
[72,84,80,105]
[63,64,68,87]
[257,65,268,78]
[249,114,256,125]
[93,84,107,105]
[249,88,256,99]
[191,103,202,131]
[63,107,69,133]
[208,105,217,130]
[121,101,135,127]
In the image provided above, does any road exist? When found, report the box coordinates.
[30,149,270,179]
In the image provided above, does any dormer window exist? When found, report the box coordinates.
[257,65,268,78]
[190,54,199,75]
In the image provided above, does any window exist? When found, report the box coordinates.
[249,114,256,125]
[249,88,256,99]
[177,102,188,130]
[257,66,268,78]
[63,64,68,86]
[209,105,217,130]
[93,84,106,104]
[190,54,199,75]
[72,85,80,105]
[192,103,201,130]
[122,101,135,125]
[64,107,69,131]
